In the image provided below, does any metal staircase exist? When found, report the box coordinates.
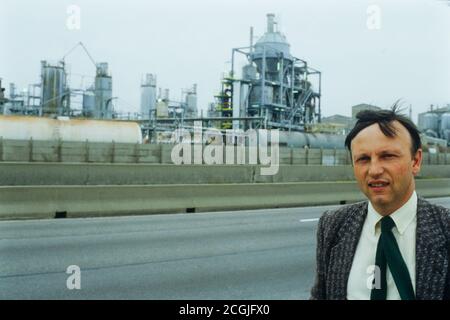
[287,88,313,121]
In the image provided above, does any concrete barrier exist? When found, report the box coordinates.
[1,162,449,186]
[2,139,450,165]
[1,179,449,220]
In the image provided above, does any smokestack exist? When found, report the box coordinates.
[164,89,169,101]
[267,13,275,33]
[9,83,15,99]
[250,26,254,52]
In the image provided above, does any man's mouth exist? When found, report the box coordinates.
[368,181,390,190]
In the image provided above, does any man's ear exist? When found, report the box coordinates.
[412,148,422,176]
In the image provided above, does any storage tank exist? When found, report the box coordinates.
[440,113,450,132]
[251,13,293,81]
[440,112,450,143]
[40,60,67,115]
[140,73,157,119]
[0,115,142,143]
[9,83,16,99]
[242,64,257,81]
[418,112,439,133]
[250,85,273,106]
[276,131,345,149]
[185,84,198,117]
[156,101,169,118]
[304,133,345,149]
[82,90,95,117]
[94,62,113,119]
[279,131,308,147]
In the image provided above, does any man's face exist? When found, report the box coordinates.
[350,121,422,215]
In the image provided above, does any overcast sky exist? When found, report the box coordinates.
[1,0,449,122]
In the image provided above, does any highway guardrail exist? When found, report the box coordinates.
[0,179,449,220]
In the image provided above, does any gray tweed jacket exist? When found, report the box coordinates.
[310,196,450,300]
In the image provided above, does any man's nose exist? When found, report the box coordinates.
[368,159,384,177]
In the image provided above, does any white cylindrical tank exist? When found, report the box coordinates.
[186,93,197,113]
[0,115,55,140]
[82,91,95,117]
[40,60,67,115]
[440,113,450,132]
[156,101,169,118]
[140,74,157,119]
[185,84,197,116]
[418,112,439,132]
[95,63,113,119]
[271,131,346,149]
[0,115,142,143]
[58,118,142,143]
[440,113,450,143]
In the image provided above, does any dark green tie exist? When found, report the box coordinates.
[370,216,415,300]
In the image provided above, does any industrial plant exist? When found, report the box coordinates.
[418,105,450,146]
[0,13,449,150]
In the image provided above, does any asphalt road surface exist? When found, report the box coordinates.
[1,197,449,300]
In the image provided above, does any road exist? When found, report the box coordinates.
[1,197,449,300]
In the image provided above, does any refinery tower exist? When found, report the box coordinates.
[214,13,321,131]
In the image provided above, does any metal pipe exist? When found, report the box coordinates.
[261,46,266,114]
[318,72,322,123]
[291,59,295,118]
[249,27,254,61]
[279,55,283,105]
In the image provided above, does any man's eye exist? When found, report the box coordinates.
[383,154,395,159]
[357,157,369,162]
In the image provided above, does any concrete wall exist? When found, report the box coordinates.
[0,163,349,185]
[2,139,449,165]
[1,179,449,220]
[1,163,449,186]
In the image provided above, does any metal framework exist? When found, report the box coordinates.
[225,44,321,132]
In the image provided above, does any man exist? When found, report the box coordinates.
[310,106,449,300]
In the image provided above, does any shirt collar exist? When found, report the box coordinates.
[367,191,417,236]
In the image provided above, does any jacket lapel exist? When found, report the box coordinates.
[415,197,448,300]
[327,202,368,300]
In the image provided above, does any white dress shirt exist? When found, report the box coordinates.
[347,191,417,300]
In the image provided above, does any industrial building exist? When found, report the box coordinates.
[213,13,321,132]
[418,105,450,146]
[319,114,353,135]
[0,41,197,124]
[1,14,447,150]
[1,56,115,119]
[351,103,381,119]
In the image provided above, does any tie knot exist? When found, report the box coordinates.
[380,216,395,233]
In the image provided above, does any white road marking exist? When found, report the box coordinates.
[299,218,320,223]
